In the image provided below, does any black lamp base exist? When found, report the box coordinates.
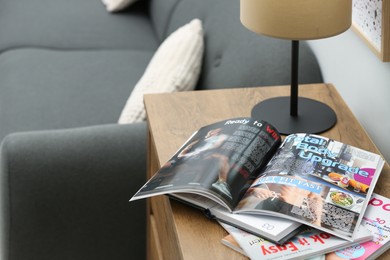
[251,96,337,135]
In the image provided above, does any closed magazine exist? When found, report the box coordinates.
[219,222,372,260]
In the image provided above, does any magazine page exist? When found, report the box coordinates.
[235,133,385,240]
[172,193,302,244]
[131,117,281,211]
[324,193,390,260]
[209,203,302,244]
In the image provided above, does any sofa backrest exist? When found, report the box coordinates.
[149,0,180,41]
[150,0,323,91]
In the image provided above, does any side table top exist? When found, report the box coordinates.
[144,83,390,259]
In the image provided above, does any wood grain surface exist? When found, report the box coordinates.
[145,84,390,260]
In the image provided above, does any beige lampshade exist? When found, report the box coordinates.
[240,0,352,40]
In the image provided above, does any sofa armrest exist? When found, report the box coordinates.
[1,123,147,260]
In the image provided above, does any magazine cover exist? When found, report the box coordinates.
[220,222,372,260]
[234,133,385,241]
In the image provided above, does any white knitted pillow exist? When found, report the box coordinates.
[101,0,138,12]
[118,19,204,124]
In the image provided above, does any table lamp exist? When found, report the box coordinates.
[240,0,352,134]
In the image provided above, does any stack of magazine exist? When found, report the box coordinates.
[130,117,388,259]
[220,193,390,260]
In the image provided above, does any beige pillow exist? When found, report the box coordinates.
[102,0,138,12]
[118,19,204,124]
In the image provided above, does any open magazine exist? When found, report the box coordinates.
[131,117,385,241]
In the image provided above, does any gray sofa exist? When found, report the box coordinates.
[0,0,322,259]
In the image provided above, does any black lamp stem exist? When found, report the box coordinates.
[290,40,299,117]
[251,39,337,134]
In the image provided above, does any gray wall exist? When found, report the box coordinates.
[307,29,390,162]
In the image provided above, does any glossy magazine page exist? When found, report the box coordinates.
[235,134,385,241]
[326,193,390,260]
[131,117,281,211]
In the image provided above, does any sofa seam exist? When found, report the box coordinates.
[161,0,182,41]
[0,45,158,56]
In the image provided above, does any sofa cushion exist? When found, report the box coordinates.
[0,0,158,52]
[118,19,204,124]
[0,48,154,141]
[164,0,323,90]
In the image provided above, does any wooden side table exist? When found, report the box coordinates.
[144,83,390,260]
